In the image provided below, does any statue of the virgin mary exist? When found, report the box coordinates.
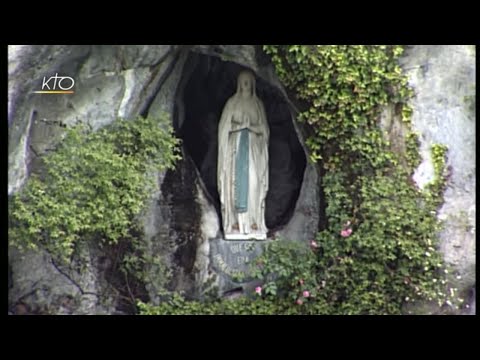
[217,70,269,240]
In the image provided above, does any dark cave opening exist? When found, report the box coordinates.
[175,52,306,231]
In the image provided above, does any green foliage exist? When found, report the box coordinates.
[251,240,318,301]
[405,131,422,170]
[431,144,448,177]
[258,45,456,314]
[137,294,305,315]
[9,115,181,264]
[315,172,449,314]
[264,45,411,164]
[424,143,449,209]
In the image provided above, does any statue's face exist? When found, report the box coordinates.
[238,74,252,95]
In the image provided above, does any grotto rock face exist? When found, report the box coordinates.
[145,47,317,300]
[8,246,117,315]
[10,45,473,314]
[8,45,319,313]
[399,45,476,314]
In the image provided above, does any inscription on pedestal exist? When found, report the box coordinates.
[210,239,265,282]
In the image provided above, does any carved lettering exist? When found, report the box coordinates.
[213,253,247,278]
[212,241,262,281]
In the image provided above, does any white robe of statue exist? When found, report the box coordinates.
[218,70,269,240]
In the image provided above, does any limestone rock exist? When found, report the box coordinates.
[10,45,472,314]
[399,45,476,314]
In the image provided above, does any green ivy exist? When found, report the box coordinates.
[9,115,181,265]
[137,294,306,315]
[260,45,455,314]
[424,143,449,209]
[405,131,422,170]
[250,240,318,301]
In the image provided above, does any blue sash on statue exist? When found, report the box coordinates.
[235,128,249,213]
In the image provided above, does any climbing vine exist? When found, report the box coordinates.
[9,115,181,267]
[260,45,456,314]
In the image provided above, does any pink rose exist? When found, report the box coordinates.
[299,279,304,285]
[310,240,319,249]
[296,299,303,305]
[255,286,262,295]
[340,228,352,237]
[303,290,310,298]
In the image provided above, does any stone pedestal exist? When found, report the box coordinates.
[224,233,267,240]
[209,238,268,290]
